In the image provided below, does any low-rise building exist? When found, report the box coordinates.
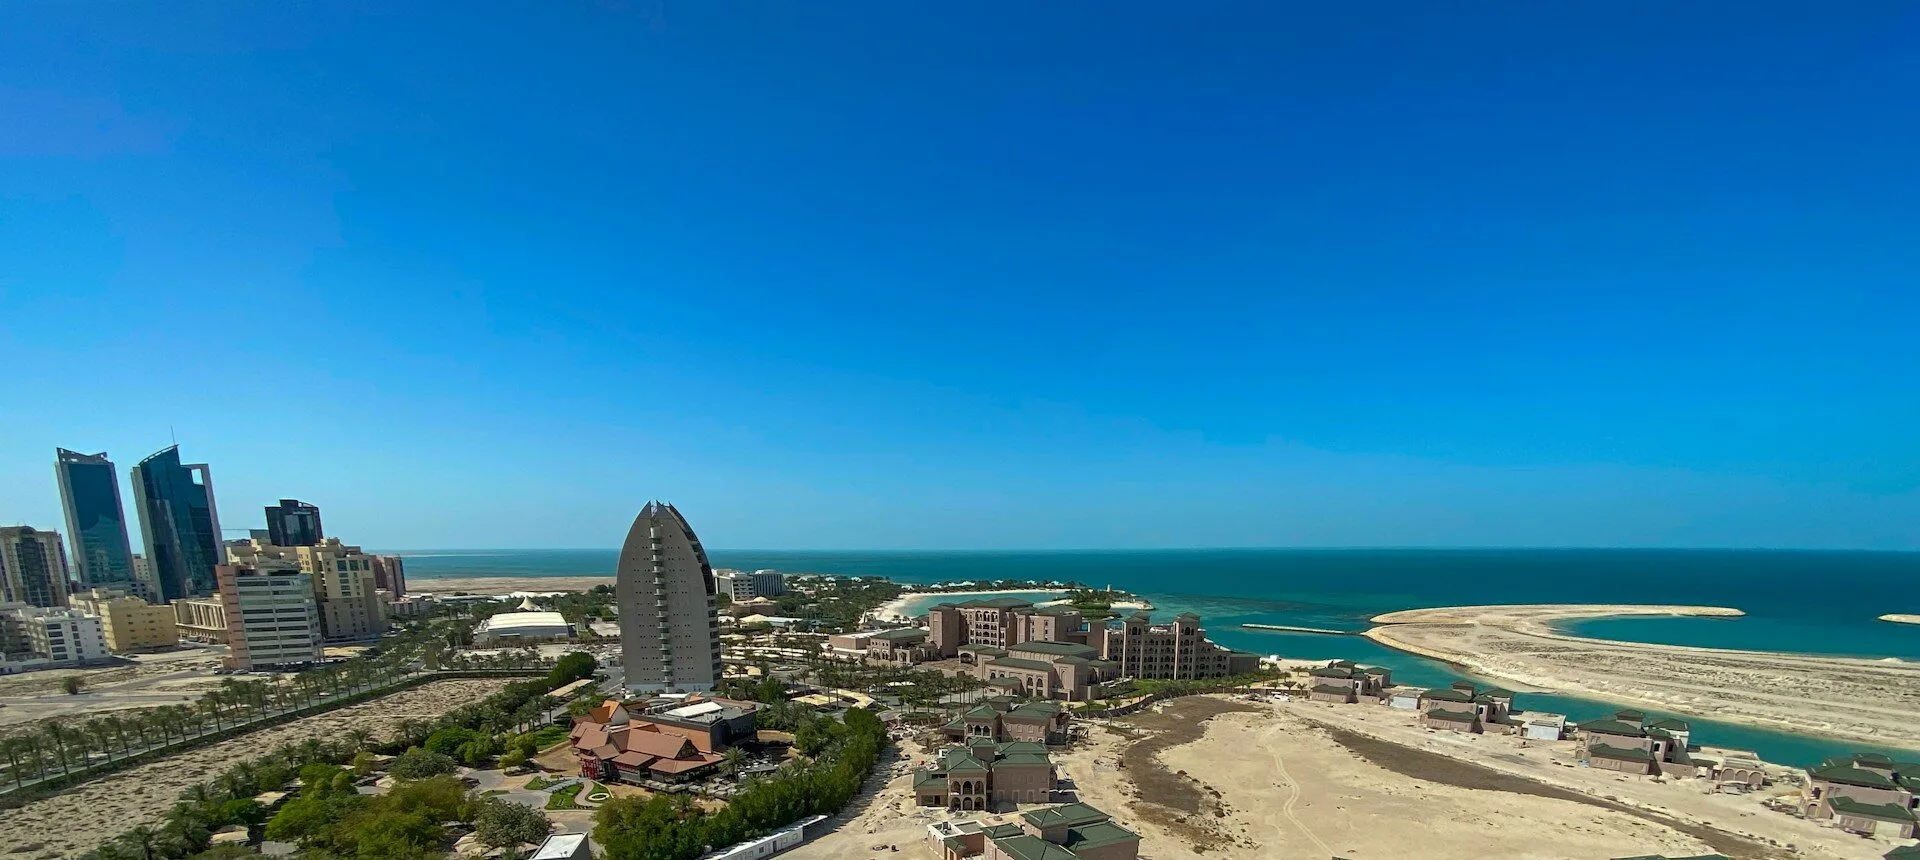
[713,569,786,600]
[928,802,1141,860]
[0,603,109,667]
[1802,753,1919,838]
[1574,711,1698,776]
[172,596,230,644]
[569,696,751,783]
[475,608,575,644]
[914,739,1058,809]
[228,537,384,643]
[972,641,1122,702]
[941,696,1072,745]
[1305,659,1392,703]
[69,588,177,652]
[866,627,937,665]
[1419,682,1515,733]
[218,564,323,670]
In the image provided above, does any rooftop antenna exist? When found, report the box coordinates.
[170,425,177,445]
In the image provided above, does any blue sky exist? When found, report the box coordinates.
[2,3,1916,550]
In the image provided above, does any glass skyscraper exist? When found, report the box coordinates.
[130,445,225,601]
[54,449,138,590]
[265,498,324,546]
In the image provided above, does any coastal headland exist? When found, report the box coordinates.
[1366,604,1920,748]
[1880,613,1920,625]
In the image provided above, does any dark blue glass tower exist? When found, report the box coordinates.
[130,445,224,601]
[54,449,137,590]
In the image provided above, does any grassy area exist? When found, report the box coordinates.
[545,782,584,810]
[524,775,559,791]
[525,724,571,749]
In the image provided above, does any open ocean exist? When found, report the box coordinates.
[394,548,1920,766]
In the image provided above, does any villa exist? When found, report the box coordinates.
[1575,711,1698,776]
[1801,753,1920,838]
[927,802,1141,860]
[1418,682,1515,733]
[913,739,1059,810]
[971,640,1124,702]
[866,627,938,665]
[942,696,1072,745]
[1306,659,1392,703]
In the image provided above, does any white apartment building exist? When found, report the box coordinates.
[0,604,110,668]
[712,568,785,600]
[217,565,323,670]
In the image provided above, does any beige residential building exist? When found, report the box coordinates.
[1099,611,1258,680]
[217,564,323,670]
[928,802,1140,860]
[927,598,1088,657]
[173,596,230,644]
[69,587,178,652]
[914,740,1059,809]
[227,537,383,643]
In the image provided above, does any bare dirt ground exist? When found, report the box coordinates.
[0,678,506,859]
[1365,604,1920,748]
[1277,696,1907,859]
[0,647,231,728]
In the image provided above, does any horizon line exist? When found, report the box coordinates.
[371,545,1920,555]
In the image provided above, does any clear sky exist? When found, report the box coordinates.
[2,3,1915,551]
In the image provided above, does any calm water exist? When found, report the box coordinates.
[395,548,1920,766]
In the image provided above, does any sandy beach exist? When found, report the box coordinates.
[1879,614,1920,625]
[1366,604,1920,748]
[0,678,506,858]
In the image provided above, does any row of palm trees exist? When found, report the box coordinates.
[0,643,423,793]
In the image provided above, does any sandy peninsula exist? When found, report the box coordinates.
[1366,604,1920,748]
[410,575,613,596]
[1880,614,1920,625]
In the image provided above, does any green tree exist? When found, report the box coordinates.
[548,652,597,687]
[62,675,85,695]
[388,747,457,780]
[474,798,551,848]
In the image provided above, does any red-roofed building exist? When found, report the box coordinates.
[568,698,744,783]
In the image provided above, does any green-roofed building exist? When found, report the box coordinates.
[925,802,1142,860]
[945,695,1074,745]
[1803,753,1920,838]
[912,740,1060,811]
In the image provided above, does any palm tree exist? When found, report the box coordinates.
[721,747,746,775]
[42,722,78,777]
[345,726,374,753]
[120,825,160,860]
[2,735,30,788]
[201,691,227,731]
[85,718,117,764]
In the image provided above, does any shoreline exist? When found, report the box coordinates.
[1880,613,1920,625]
[410,575,612,596]
[871,588,1154,622]
[1364,603,1920,750]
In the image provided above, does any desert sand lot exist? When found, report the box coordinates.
[0,647,231,728]
[1366,604,1920,748]
[0,678,505,859]
[785,694,1905,860]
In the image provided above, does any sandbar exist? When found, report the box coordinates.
[1880,614,1920,625]
[1365,604,1920,748]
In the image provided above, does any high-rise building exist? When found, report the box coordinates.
[130,445,224,601]
[216,564,322,670]
[68,588,178,652]
[54,449,137,589]
[616,501,723,693]
[227,537,384,643]
[0,526,72,608]
[129,553,158,603]
[370,554,407,598]
[264,499,324,547]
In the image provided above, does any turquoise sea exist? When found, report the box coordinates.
[395,548,1920,767]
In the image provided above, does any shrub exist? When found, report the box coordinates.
[388,747,457,780]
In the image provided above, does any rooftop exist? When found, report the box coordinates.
[532,834,587,860]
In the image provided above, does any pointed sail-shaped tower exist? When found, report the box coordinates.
[616,501,722,693]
